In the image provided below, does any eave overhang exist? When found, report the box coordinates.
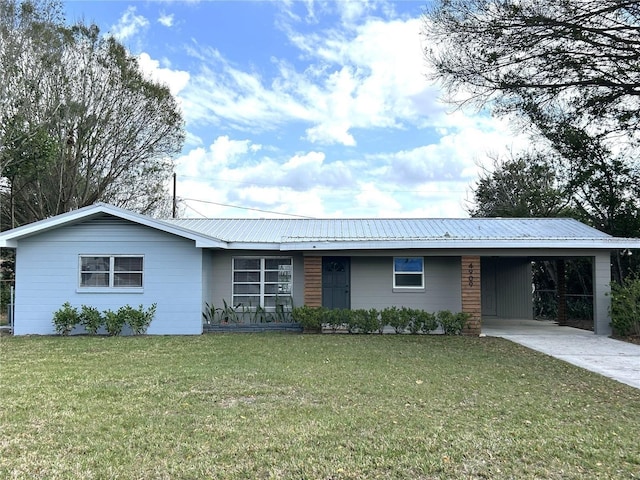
[278,238,640,251]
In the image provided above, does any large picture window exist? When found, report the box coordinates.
[233,257,293,309]
[80,255,143,288]
[393,257,424,289]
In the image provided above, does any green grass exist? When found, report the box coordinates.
[1,335,639,479]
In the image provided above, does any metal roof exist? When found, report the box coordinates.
[165,217,638,251]
[167,217,609,242]
[1,203,638,251]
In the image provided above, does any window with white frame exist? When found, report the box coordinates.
[79,255,143,288]
[232,257,293,309]
[393,257,424,288]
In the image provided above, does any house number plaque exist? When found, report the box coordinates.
[468,263,474,287]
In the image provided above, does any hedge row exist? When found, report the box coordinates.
[292,306,471,335]
[610,276,640,337]
[52,302,157,336]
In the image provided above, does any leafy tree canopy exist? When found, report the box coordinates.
[0,0,184,228]
[470,151,568,218]
[423,0,640,140]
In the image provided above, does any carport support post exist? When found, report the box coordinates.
[593,253,612,336]
[461,255,481,335]
[556,259,567,326]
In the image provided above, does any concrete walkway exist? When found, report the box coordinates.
[482,318,640,390]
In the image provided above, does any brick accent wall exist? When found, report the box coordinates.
[461,255,481,335]
[304,256,322,307]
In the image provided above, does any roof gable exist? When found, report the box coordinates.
[0,203,226,248]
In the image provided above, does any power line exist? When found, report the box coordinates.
[181,201,208,218]
[176,174,470,194]
[180,197,315,219]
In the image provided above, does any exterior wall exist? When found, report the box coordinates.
[207,250,305,312]
[593,253,612,335]
[202,249,216,312]
[481,257,533,319]
[495,258,533,319]
[350,256,461,312]
[13,217,203,335]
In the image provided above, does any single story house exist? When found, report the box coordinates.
[1,203,638,336]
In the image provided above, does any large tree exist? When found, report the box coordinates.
[425,1,640,274]
[0,0,184,228]
[470,151,568,218]
[423,0,640,140]
[471,146,640,283]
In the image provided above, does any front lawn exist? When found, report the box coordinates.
[1,335,639,479]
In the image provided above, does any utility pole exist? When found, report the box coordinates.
[172,172,177,219]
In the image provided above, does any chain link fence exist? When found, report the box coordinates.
[1,279,15,331]
[534,289,593,322]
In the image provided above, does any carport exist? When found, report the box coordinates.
[480,255,600,333]
[474,250,615,336]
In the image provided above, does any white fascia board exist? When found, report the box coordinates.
[0,203,228,249]
[227,242,283,251]
[0,205,103,247]
[280,238,640,251]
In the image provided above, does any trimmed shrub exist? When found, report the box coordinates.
[380,306,399,333]
[385,306,410,334]
[437,310,469,335]
[80,305,103,335]
[52,302,80,336]
[405,308,423,334]
[292,305,324,332]
[363,308,380,334]
[122,303,157,335]
[610,277,640,336]
[418,310,438,333]
[348,308,379,334]
[103,309,125,336]
[326,309,351,332]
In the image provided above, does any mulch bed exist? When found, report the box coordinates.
[564,319,640,345]
[612,334,640,345]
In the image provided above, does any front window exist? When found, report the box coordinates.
[393,257,424,288]
[233,257,293,309]
[80,255,143,288]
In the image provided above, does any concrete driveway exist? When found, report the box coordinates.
[482,318,640,390]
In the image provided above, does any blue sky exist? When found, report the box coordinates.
[63,0,527,218]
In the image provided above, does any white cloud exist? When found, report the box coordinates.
[173,131,513,219]
[111,6,149,42]
[158,13,174,27]
[137,52,190,97]
[168,4,530,218]
[179,16,441,146]
[177,136,261,178]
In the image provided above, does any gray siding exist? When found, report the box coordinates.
[202,249,216,311]
[482,258,533,319]
[350,256,461,312]
[495,258,533,319]
[14,218,203,335]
